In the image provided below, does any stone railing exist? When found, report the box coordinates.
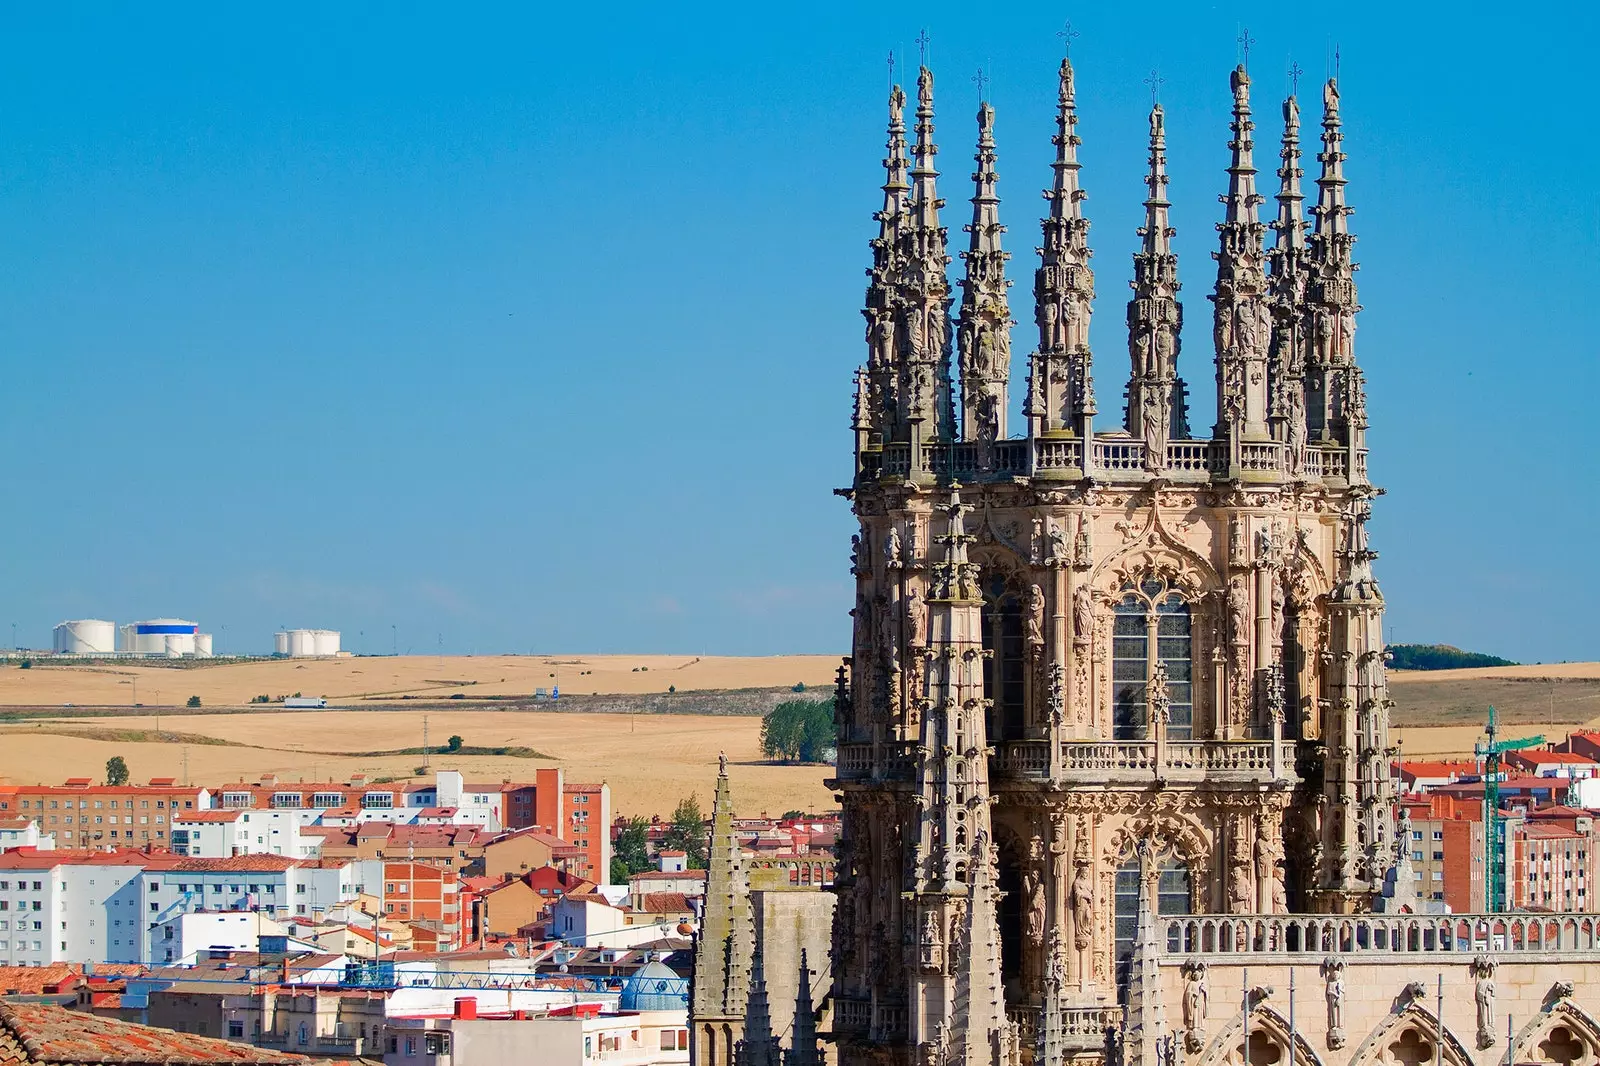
[1056,740,1284,785]
[871,1002,908,1042]
[832,996,870,1034]
[1007,1005,1125,1053]
[1093,440,1145,473]
[1159,913,1600,960]
[833,742,915,783]
[1165,440,1218,474]
[993,740,1052,776]
[1035,439,1085,474]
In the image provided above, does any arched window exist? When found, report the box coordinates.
[1110,577,1194,740]
[1114,857,1193,1000]
[981,574,1026,741]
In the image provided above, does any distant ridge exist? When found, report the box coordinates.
[1387,643,1517,671]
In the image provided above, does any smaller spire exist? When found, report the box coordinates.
[1138,104,1174,259]
[956,100,1012,443]
[909,66,942,235]
[1219,66,1263,227]
[783,950,822,1066]
[1271,94,1307,259]
[1312,79,1350,241]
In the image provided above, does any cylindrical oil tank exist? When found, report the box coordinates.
[311,630,340,656]
[286,629,315,657]
[125,619,198,656]
[53,620,116,655]
[274,632,290,656]
[194,633,213,657]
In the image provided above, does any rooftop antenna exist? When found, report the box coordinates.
[972,66,990,103]
[1057,19,1080,57]
[1143,69,1165,107]
[916,27,931,68]
[1237,25,1256,72]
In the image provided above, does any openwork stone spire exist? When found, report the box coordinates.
[691,756,752,1023]
[898,66,956,459]
[1126,102,1188,470]
[956,101,1013,444]
[1268,92,1310,474]
[1304,77,1364,458]
[1211,65,1273,451]
[1029,57,1096,442]
[783,950,822,1066]
[734,939,781,1066]
[863,85,910,446]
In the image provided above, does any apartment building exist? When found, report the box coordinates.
[381,861,460,952]
[0,779,207,849]
[171,810,318,859]
[0,850,150,967]
[562,783,610,885]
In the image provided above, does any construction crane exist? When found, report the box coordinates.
[1473,705,1543,912]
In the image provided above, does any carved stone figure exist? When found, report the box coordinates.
[1270,574,1285,646]
[1473,956,1497,1049]
[920,907,944,971]
[1141,391,1165,470]
[1070,862,1094,950]
[1226,576,1251,647]
[1073,515,1092,568]
[1181,958,1209,1052]
[1026,584,1046,648]
[1323,957,1347,1049]
[1072,584,1094,647]
[884,526,903,569]
[905,587,925,648]
[1030,517,1045,566]
[1023,871,1046,946]
[1046,517,1069,567]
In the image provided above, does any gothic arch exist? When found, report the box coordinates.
[1195,1002,1325,1066]
[1088,506,1222,600]
[1348,1004,1473,1066]
[1512,998,1600,1066]
[1284,534,1331,608]
[1100,808,1213,910]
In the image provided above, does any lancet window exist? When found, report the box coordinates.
[1110,576,1194,740]
[1113,858,1193,999]
[981,574,1026,740]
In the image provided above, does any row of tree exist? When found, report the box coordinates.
[759,697,835,763]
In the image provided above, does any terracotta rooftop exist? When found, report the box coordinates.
[639,892,694,913]
[170,855,299,872]
[0,965,145,997]
[628,869,706,882]
[175,812,245,824]
[0,849,170,870]
[0,1002,308,1063]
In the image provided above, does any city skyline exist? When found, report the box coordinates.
[2,4,1594,661]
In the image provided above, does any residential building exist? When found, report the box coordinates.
[549,894,685,951]
[148,984,387,1056]
[384,999,689,1066]
[498,768,567,832]
[561,783,610,885]
[0,779,206,849]
[382,861,461,952]
[148,912,293,966]
[171,810,317,859]
[313,824,488,875]
[0,820,53,852]
[140,855,360,961]
[0,850,150,967]
[482,827,584,881]
[0,1002,305,1064]
[628,869,706,910]
[1503,749,1600,779]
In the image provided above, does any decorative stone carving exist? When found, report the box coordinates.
[1046,662,1065,728]
[1072,584,1094,647]
[1472,955,1497,1049]
[905,587,926,649]
[1322,956,1347,1049]
[1226,575,1251,647]
[1073,515,1093,569]
[1181,958,1208,1052]
[885,525,903,569]
[1070,858,1094,951]
[919,907,944,972]
[1026,583,1046,648]
[1023,869,1046,947]
[1046,517,1070,568]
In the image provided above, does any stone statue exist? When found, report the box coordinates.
[1046,517,1070,567]
[1072,584,1094,646]
[920,907,944,971]
[718,750,727,776]
[1070,862,1094,950]
[1323,957,1347,1049]
[1226,577,1251,647]
[905,587,925,648]
[1285,385,1306,473]
[1181,959,1209,1052]
[1228,835,1254,913]
[1270,575,1285,645]
[874,592,894,665]
[1026,584,1046,648]
[1023,871,1046,946]
[1030,517,1045,567]
[1473,956,1497,1049]
[1050,819,1069,893]
[1073,516,1092,569]
[1141,391,1164,470]
[884,526,903,569]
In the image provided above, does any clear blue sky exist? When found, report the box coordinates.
[1,3,1595,662]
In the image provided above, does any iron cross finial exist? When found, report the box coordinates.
[1288,58,1304,96]
[972,67,989,103]
[1057,19,1080,57]
[887,49,896,88]
[1237,26,1256,71]
[916,28,931,69]
[1143,69,1165,106]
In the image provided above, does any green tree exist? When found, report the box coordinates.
[105,756,129,787]
[446,734,463,752]
[760,698,835,763]
[186,695,201,708]
[614,816,652,879]
[661,794,708,868]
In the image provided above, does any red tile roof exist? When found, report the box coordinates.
[0,965,144,996]
[0,1002,308,1063]
[175,811,245,824]
[638,892,694,913]
[169,855,299,872]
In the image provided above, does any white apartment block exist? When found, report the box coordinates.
[0,852,147,967]
[172,810,319,859]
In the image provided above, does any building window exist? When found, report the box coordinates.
[980,573,1026,741]
[1112,578,1193,740]
[228,1021,244,1039]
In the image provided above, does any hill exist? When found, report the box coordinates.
[1386,643,1516,671]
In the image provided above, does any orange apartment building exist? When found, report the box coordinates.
[0,779,207,848]
[494,770,611,885]
[382,861,461,951]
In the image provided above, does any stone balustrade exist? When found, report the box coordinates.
[1159,913,1600,960]
[864,438,1363,486]
[1007,1005,1125,1053]
[832,996,870,1034]
[842,739,1287,786]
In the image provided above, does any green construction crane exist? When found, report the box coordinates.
[1473,705,1543,912]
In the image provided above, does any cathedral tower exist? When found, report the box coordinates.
[832,56,1394,1066]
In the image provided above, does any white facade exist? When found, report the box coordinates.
[140,859,359,962]
[277,629,341,657]
[152,911,289,966]
[52,620,116,655]
[0,857,145,967]
[384,1009,685,1066]
[0,821,54,852]
[549,896,682,951]
[173,810,318,859]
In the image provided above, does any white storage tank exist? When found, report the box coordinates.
[52,620,116,655]
[120,619,199,657]
[310,629,340,656]
[194,633,213,657]
[286,629,315,657]
[278,628,340,657]
[274,631,290,657]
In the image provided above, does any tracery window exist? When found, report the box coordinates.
[1110,576,1193,740]
[1114,858,1192,1000]
[981,574,1026,741]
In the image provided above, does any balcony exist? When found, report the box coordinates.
[1158,913,1600,959]
[832,743,915,785]
[990,739,1288,787]
[1008,1005,1124,1054]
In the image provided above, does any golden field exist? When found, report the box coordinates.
[0,654,839,708]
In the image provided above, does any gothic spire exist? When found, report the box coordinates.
[690,755,751,1021]
[1030,57,1096,443]
[734,938,781,1066]
[1267,93,1311,471]
[956,100,1012,444]
[783,950,822,1066]
[1211,65,1272,446]
[1270,94,1307,263]
[862,85,909,449]
[898,66,956,455]
[1303,77,1363,454]
[1125,102,1187,468]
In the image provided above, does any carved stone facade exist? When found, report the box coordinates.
[828,57,1394,1066]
